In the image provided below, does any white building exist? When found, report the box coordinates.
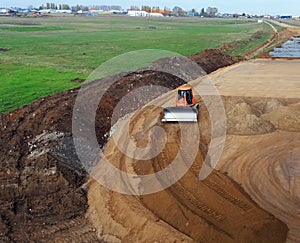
[0,8,9,15]
[149,13,164,17]
[56,9,72,14]
[127,10,149,17]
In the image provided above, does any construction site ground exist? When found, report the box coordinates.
[88,58,300,242]
[0,26,300,242]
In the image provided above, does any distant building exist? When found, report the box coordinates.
[110,10,127,15]
[0,8,7,15]
[76,10,90,15]
[127,10,149,17]
[56,9,72,14]
[149,12,164,17]
[187,11,199,17]
[280,15,292,19]
[0,8,17,16]
[263,14,272,19]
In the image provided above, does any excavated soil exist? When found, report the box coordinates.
[88,97,291,242]
[1,28,299,242]
[87,57,300,242]
[0,51,237,242]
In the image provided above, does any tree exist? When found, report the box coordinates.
[172,6,185,16]
[72,5,80,12]
[81,6,89,11]
[111,5,121,11]
[164,6,172,16]
[206,7,218,17]
[129,5,139,11]
[200,8,206,17]
[141,5,151,12]
[151,6,160,13]
[61,4,70,10]
[50,3,57,9]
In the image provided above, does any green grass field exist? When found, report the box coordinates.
[0,16,275,113]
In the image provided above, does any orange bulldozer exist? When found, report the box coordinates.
[162,84,199,122]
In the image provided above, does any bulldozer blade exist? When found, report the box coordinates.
[162,107,198,122]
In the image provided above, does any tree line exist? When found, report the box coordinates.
[38,3,218,17]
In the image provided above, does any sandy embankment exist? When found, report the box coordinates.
[87,59,300,242]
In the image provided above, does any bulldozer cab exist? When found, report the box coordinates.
[178,89,193,105]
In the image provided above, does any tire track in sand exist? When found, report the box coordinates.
[217,132,300,242]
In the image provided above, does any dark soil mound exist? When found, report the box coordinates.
[0,69,188,241]
[189,48,240,73]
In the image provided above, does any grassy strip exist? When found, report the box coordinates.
[0,64,82,112]
[225,22,280,56]
[0,26,72,32]
[0,16,273,113]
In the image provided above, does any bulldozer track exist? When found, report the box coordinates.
[203,180,252,211]
[152,124,226,225]
[149,144,233,240]
[170,183,226,224]
[218,133,300,242]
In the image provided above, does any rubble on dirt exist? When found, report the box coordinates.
[0,67,192,241]
[27,131,64,159]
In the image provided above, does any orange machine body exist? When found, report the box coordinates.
[175,84,196,107]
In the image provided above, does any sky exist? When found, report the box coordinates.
[1,0,300,16]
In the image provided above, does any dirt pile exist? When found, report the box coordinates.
[223,96,300,135]
[87,95,289,242]
[189,49,240,73]
[252,98,285,115]
[0,66,203,241]
[262,102,300,132]
[0,91,99,242]
[226,101,275,135]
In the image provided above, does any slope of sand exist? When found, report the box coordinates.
[88,105,288,242]
[217,132,300,242]
[87,59,300,242]
[208,58,300,242]
[211,59,300,242]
